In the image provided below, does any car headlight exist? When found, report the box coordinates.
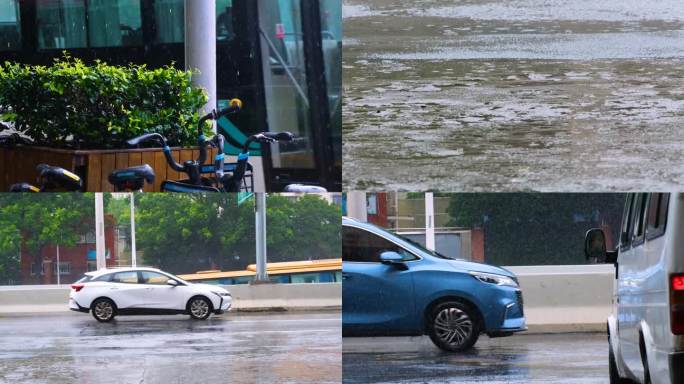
[469,271,518,287]
[211,291,232,297]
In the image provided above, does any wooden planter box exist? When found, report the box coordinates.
[0,146,219,192]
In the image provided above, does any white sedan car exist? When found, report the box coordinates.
[69,267,232,322]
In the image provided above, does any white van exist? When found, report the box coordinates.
[585,193,684,384]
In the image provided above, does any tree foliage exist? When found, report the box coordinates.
[0,193,341,283]
[446,193,625,265]
[0,193,95,283]
[108,193,341,275]
[0,55,209,149]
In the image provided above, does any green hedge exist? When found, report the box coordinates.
[0,55,209,149]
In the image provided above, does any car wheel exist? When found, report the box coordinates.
[427,301,480,352]
[188,296,212,320]
[609,340,631,384]
[91,298,116,322]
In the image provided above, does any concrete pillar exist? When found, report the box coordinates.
[185,0,217,132]
[347,191,367,222]
[42,259,52,285]
[471,227,485,263]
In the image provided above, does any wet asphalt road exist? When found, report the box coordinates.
[343,333,607,383]
[0,311,341,384]
[343,0,684,191]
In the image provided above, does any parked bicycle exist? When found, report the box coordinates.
[6,99,326,193]
[115,99,295,192]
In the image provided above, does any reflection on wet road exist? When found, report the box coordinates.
[343,0,684,191]
[342,333,607,383]
[0,311,341,384]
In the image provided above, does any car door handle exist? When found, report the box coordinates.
[342,273,350,280]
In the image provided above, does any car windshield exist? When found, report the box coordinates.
[367,223,458,260]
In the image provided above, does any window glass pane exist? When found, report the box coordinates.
[258,0,315,169]
[88,0,142,47]
[319,0,342,171]
[660,194,670,230]
[154,0,184,44]
[140,271,169,285]
[291,272,323,283]
[632,193,647,242]
[112,271,138,284]
[620,195,634,249]
[269,275,290,283]
[647,193,670,239]
[0,0,20,51]
[54,262,71,275]
[93,273,112,282]
[37,0,87,49]
[343,226,416,263]
[646,194,659,230]
[216,0,234,42]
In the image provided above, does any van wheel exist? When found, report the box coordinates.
[609,341,631,384]
[427,301,480,352]
[91,298,116,322]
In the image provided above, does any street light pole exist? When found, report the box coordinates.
[347,191,367,222]
[56,243,60,286]
[425,192,435,251]
[130,193,137,267]
[95,193,106,270]
[254,193,268,282]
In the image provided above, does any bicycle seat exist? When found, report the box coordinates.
[9,183,40,192]
[161,180,220,193]
[36,164,82,191]
[283,184,328,193]
[109,164,155,191]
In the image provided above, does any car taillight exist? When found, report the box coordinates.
[671,274,684,335]
[71,284,84,292]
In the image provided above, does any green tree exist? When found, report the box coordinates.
[265,194,341,262]
[0,194,95,284]
[446,193,625,265]
[109,193,341,275]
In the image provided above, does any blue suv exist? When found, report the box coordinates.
[342,217,526,352]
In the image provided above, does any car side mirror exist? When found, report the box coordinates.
[167,279,178,286]
[380,251,408,270]
[585,228,613,263]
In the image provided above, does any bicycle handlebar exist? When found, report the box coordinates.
[198,98,243,168]
[220,131,295,192]
[125,99,243,185]
[126,133,184,172]
[126,133,166,147]
[241,131,295,154]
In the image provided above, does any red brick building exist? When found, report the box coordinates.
[20,220,118,285]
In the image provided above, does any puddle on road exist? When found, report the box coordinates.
[343,0,684,191]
